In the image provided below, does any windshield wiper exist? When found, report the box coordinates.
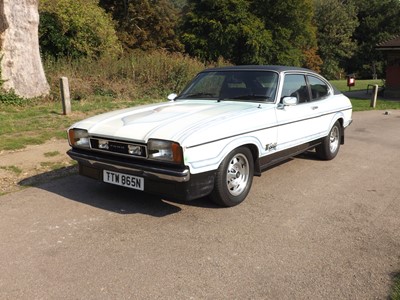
[220,94,271,101]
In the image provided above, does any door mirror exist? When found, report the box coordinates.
[282,96,297,106]
[167,93,178,101]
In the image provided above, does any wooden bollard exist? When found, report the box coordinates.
[60,77,71,115]
[370,84,378,108]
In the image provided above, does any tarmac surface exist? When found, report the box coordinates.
[0,110,399,299]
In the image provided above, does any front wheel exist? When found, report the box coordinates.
[316,120,341,160]
[210,147,254,207]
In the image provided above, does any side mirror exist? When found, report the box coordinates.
[282,96,298,106]
[167,93,178,101]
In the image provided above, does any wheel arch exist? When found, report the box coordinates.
[329,114,345,145]
[184,137,263,175]
[336,117,345,144]
[244,143,261,176]
[217,142,260,175]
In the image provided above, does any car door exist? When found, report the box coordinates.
[306,75,335,135]
[275,73,322,151]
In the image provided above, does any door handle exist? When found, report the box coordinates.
[312,106,318,110]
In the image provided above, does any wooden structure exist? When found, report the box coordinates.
[376,36,400,99]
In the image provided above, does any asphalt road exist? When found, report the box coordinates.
[1,110,399,299]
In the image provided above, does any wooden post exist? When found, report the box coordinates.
[60,77,71,115]
[370,84,378,108]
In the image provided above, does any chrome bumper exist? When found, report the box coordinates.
[67,149,190,183]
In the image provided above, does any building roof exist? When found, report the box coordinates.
[376,35,400,50]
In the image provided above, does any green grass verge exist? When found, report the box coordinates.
[331,79,384,92]
[350,98,400,111]
[331,79,400,111]
[0,96,159,151]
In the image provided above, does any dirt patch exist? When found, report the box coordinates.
[0,139,76,194]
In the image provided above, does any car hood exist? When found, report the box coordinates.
[71,100,275,147]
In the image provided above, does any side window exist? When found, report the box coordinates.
[308,76,329,101]
[281,74,309,104]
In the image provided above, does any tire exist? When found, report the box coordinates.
[316,120,341,160]
[210,147,254,207]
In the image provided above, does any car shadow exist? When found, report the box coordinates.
[17,150,320,216]
[18,167,219,217]
[295,149,322,161]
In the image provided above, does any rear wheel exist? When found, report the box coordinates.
[210,147,254,207]
[316,120,341,160]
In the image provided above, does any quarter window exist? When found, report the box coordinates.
[308,76,329,101]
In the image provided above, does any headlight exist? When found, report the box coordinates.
[68,128,90,148]
[148,139,183,164]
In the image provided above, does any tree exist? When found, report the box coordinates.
[347,0,400,78]
[170,0,188,9]
[314,0,358,79]
[180,0,272,64]
[99,0,183,52]
[39,0,121,59]
[253,0,320,68]
[0,0,49,98]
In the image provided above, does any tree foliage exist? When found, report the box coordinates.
[180,0,272,64]
[170,0,188,9]
[347,0,400,78]
[39,0,121,59]
[99,0,183,52]
[314,0,358,79]
[253,0,320,67]
[36,0,400,79]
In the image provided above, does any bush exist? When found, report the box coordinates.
[43,51,224,102]
[39,0,121,59]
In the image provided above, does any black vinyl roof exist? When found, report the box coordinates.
[202,65,314,74]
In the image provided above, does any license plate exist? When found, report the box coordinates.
[103,170,144,191]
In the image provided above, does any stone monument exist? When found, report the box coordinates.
[0,0,50,98]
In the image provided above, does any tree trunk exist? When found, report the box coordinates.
[0,0,49,98]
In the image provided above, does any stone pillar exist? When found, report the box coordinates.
[0,0,50,98]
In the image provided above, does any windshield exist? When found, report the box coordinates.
[177,70,278,102]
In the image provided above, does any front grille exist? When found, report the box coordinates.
[90,138,147,158]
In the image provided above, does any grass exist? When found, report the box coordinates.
[44,151,61,157]
[331,79,400,111]
[40,161,67,170]
[0,165,23,175]
[392,274,400,300]
[0,97,152,151]
[330,79,384,92]
[350,98,400,111]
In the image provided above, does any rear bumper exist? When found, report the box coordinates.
[67,149,215,201]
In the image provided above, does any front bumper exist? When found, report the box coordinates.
[67,149,215,201]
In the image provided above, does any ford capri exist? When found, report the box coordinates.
[67,65,352,207]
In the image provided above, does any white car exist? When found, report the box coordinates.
[67,66,352,207]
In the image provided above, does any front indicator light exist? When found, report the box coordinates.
[68,128,90,148]
[148,140,183,164]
